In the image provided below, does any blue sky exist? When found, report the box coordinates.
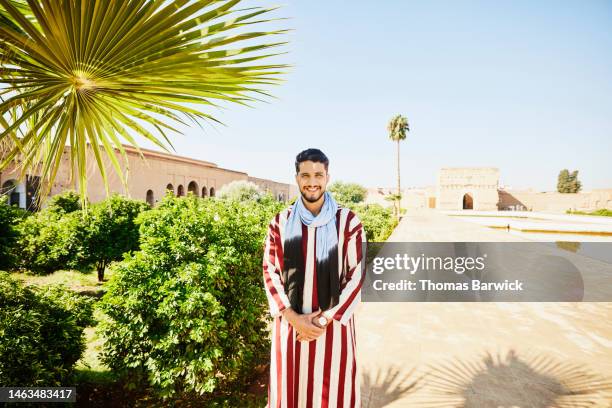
[138,0,612,191]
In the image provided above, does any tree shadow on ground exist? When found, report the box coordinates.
[78,289,106,299]
[419,349,612,407]
[361,365,422,408]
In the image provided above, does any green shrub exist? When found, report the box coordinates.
[15,194,148,278]
[77,194,149,281]
[0,272,94,386]
[98,195,283,397]
[0,196,29,270]
[45,190,83,215]
[590,209,612,217]
[326,182,397,241]
[15,208,84,274]
[350,203,397,242]
[567,209,612,217]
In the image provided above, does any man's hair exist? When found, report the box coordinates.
[295,148,329,173]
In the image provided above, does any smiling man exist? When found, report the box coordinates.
[263,148,366,408]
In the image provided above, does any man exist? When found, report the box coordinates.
[263,148,366,408]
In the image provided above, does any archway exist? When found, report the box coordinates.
[1,180,19,206]
[209,187,215,197]
[166,183,174,195]
[462,193,473,210]
[146,190,154,206]
[177,185,185,197]
[188,181,198,196]
[201,186,208,197]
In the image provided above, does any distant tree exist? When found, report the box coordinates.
[557,169,569,192]
[328,182,368,206]
[218,180,263,201]
[387,114,409,219]
[557,169,582,193]
[79,195,149,281]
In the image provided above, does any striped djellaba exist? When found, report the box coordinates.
[263,206,366,408]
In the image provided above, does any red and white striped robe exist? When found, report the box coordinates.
[263,206,366,408]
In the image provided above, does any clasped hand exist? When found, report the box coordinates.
[282,308,330,342]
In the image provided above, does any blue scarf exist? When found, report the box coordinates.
[283,191,340,313]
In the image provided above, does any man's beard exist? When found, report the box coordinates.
[300,188,324,203]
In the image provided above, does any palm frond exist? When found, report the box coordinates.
[0,0,288,207]
[387,114,409,141]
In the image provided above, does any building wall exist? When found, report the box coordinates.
[365,187,435,210]
[6,153,609,214]
[361,169,612,214]
[498,189,612,212]
[248,176,299,202]
[437,167,499,210]
[0,144,294,209]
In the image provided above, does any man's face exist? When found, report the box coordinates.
[296,161,329,203]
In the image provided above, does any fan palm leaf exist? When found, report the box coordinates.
[0,0,287,207]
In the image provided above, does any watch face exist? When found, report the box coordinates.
[318,316,328,326]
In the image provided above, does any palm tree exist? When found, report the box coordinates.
[387,114,409,219]
[0,0,287,208]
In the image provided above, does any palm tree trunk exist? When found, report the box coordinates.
[396,139,401,220]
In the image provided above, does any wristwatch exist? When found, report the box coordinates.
[317,315,329,327]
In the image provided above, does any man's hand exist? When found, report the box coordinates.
[282,308,325,342]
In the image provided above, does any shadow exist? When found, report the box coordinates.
[361,365,422,408]
[420,350,612,407]
[78,289,106,300]
[246,363,268,397]
[498,190,529,211]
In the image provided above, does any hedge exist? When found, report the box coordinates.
[0,273,94,386]
[98,195,283,397]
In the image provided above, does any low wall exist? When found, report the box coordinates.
[498,189,612,213]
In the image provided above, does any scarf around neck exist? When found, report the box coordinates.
[282,191,340,313]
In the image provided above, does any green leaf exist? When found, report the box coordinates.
[0,0,288,207]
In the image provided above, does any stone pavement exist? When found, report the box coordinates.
[357,209,612,407]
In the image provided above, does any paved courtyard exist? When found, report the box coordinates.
[357,209,612,407]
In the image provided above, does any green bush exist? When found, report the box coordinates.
[98,195,283,397]
[0,196,29,270]
[15,194,148,277]
[590,209,612,217]
[326,181,397,241]
[350,203,397,242]
[567,208,612,217]
[15,207,84,274]
[0,273,94,386]
[45,190,83,215]
[77,194,150,281]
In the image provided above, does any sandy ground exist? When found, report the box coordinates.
[357,209,612,407]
